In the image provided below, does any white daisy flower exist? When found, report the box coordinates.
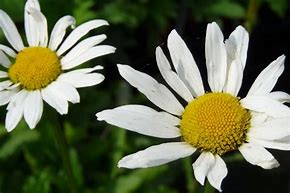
[96,22,290,191]
[0,0,115,131]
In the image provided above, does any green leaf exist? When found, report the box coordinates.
[265,0,288,17]
[114,166,167,193]
[209,0,246,19]
[0,124,39,159]
[22,170,52,193]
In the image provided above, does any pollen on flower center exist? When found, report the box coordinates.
[180,92,251,155]
[8,47,61,90]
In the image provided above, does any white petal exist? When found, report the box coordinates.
[223,26,249,95]
[207,155,228,192]
[25,7,48,46]
[241,95,290,118]
[0,90,17,105]
[118,142,196,168]
[25,0,41,46]
[57,19,109,56]
[61,34,107,64]
[239,143,279,169]
[156,47,193,102]
[225,25,249,69]
[96,105,181,138]
[0,10,24,51]
[49,81,80,103]
[192,152,215,186]
[247,55,285,96]
[0,44,17,57]
[0,80,13,91]
[41,85,68,115]
[250,111,268,126]
[0,48,11,68]
[205,22,227,92]
[118,64,184,116]
[248,118,290,141]
[5,90,28,131]
[167,30,204,97]
[249,138,290,150]
[223,59,243,96]
[267,91,290,103]
[58,72,104,88]
[61,45,115,70]
[48,15,76,51]
[23,90,43,129]
[0,71,8,78]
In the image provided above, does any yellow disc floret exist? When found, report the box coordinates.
[8,47,61,90]
[180,92,251,155]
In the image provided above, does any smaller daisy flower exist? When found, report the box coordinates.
[96,22,290,191]
[0,0,115,131]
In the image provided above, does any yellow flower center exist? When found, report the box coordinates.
[8,47,61,90]
[180,92,251,155]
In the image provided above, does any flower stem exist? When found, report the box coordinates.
[204,181,215,193]
[52,115,78,193]
[245,0,261,32]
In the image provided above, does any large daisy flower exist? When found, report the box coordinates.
[96,22,290,191]
[0,0,115,131]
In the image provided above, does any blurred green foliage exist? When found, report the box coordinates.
[0,0,289,193]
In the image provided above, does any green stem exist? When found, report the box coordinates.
[204,181,215,193]
[245,0,261,33]
[52,115,77,193]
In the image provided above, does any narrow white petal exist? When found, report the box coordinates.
[248,118,290,140]
[207,155,228,192]
[241,96,290,118]
[156,47,193,102]
[118,142,196,168]
[249,138,290,150]
[247,55,285,96]
[57,19,109,55]
[268,91,290,103]
[239,143,279,169]
[192,152,215,186]
[0,90,17,105]
[23,90,43,129]
[49,81,80,103]
[0,80,13,91]
[61,34,107,63]
[26,7,48,46]
[223,59,243,96]
[61,45,116,70]
[167,30,204,96]
[96,105,181,138]
[26,0,40,9]
[225,25,249,69]
[118,64,184,115]
[0,71,8,78]
[49,15,76,51]
[5,90,28,131]
[205,22,227,92]
[25,0,41,46]
[0,10,24,51]
[41,85,68,115]
[0,44,17,57]
[58,72,104,88]
[223,25,249,95]
[0,48,11,68]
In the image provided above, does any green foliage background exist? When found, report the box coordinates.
[0,0,290,193]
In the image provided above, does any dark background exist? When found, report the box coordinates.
[0,0,290,193]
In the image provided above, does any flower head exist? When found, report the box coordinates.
[0,0,115,131]
[96,22,290,191]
